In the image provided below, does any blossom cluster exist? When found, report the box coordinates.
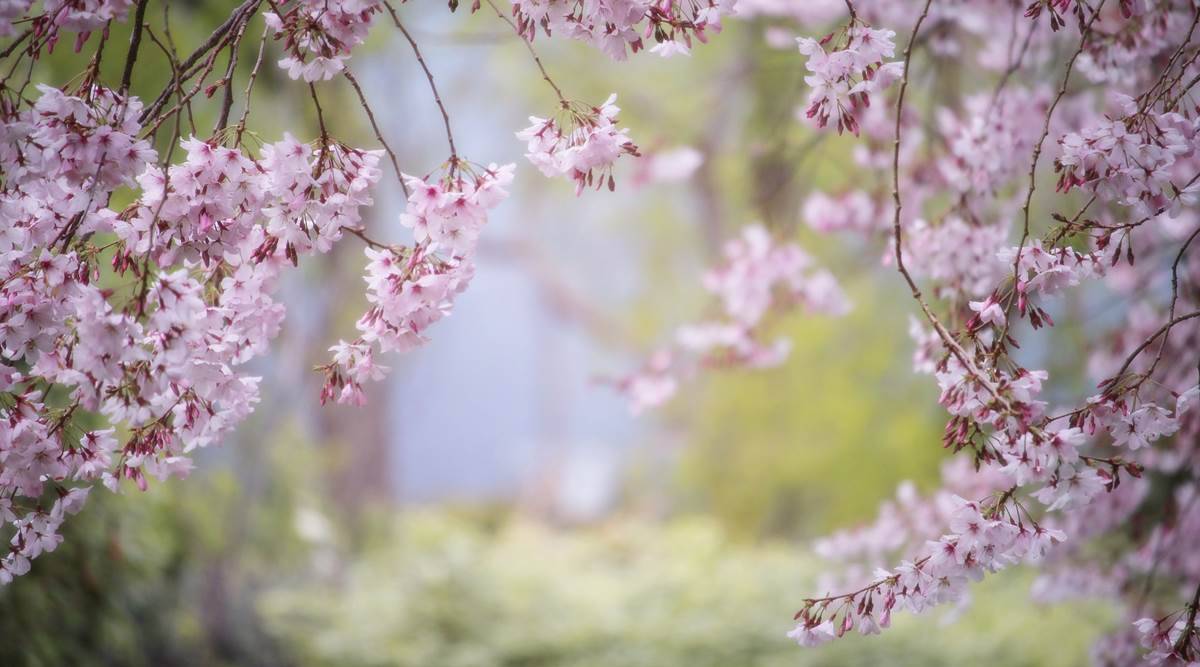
[0,74,400,581]
[1,0,133,38]
[509,0,737,60]
[813,458,1013,574]
[321,163,514,405]
[796,22,903,136]
[791,494,1066,646]
[1132,615,1200,666]
[1057,94,1200,219]
[516,95,640,195]
[613,224,848,413]
[0,0,743,589]
[265,0,382,81]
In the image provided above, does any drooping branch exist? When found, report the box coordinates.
[484,0,566,104]
[343,68,410,197]
[384,1,459,163]
[119,0,150,94]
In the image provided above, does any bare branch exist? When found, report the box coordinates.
[384,1,459,162]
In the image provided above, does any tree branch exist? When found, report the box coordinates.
[384,1,459,163]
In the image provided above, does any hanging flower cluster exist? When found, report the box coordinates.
[516,94,640,195]
[2,0,133,39]
[264,0,382,81]
[1057,94,1200,218]
[0,70,403,581]
[321,162,515,405]
[796,20,903,135]
[509,0,737,60]
[612,224,849,413]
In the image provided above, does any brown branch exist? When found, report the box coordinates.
[887,0,1035,419]
[1175,581,1200,659]
[1111,310,1200,384]
[1141,6,1200,110]
[1017,0,1107,249]
[343,226,392,250]
[343,68,410,197]
[0,28,32,60]
[138,0,261,124]
[484,0,566,103]
[141,31,227,138]
[234,27,268,144]
[997,0,1108,344]
[988,7,1036,110]
[1167,67,1200,111]
[890,0,934,300]
[1143,225,1200,380]
[144,25,186,133]
[214,17,250,134]
[307,82,328,141]
[384,1,458,162]
[119,0,150,94]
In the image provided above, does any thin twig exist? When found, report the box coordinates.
[344,226,393,250]
[138,0,261,124]
[1144,225,1200,380]
[1112,310,1200,383]
[484,0,566,103]
[0,28,32,60]
[384,1,458,161]
[307,82,328,140]
[1173,581,1200,658]
[343,68,410,197]
[214,17,249,133]
[234,27,268,144]
[997,0,1108,344]
[1017,0,1106,246]
[988,8,1036,110]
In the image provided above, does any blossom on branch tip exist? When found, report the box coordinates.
[796,23,903,136]
[516,94,640,194]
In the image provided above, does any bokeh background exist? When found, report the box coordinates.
[4,2,1113,665]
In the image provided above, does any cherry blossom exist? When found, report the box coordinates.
[771,1,1200,661]
[4,1,1200,663]
[612,224,848,413]
[516,94,640,194]
[796,22,903,135]
[2,0,747,589]
[42,0,134,34]
[264,0,381,81]
[320,163,515,404]
[510,0,736,60]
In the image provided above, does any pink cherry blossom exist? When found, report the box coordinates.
[516,94,640,194]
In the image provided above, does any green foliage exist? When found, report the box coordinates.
[0,432,317,667]
[261,511,1111,667]
[673,278,947,538]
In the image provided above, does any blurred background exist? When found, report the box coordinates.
[4,2,1113,665]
